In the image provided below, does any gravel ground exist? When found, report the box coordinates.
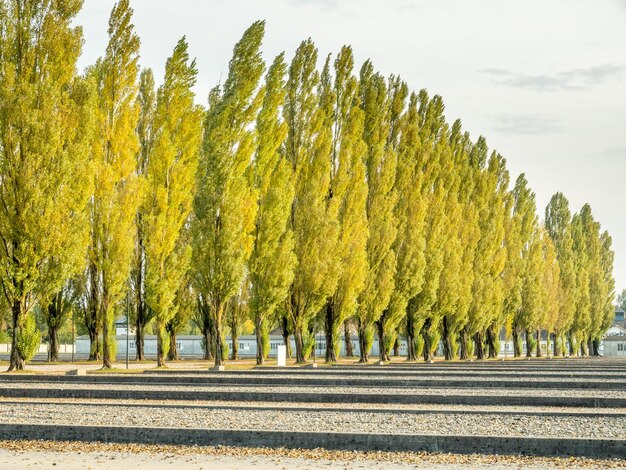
[0,440,625,469]
[128,372,626,383]
[1,401,625,438]
[2,381,626,398]
[3,396,625,415]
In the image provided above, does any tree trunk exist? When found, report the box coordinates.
[255,315,264,365]
[294,326,305,364]
[406,312,417,361]
[167,328,178,361]
[324,299,337,363]
[513,328,520,357]
[281,316,292,358]
[376,320,388,362]
[156,322,166,367]
[231,330,239,361]
[87,326,101,361]
[474,332,485,360]
[49,326,59,362]
[535,329,542,357]
[87,260,101,361]
[135,320,144,361]
[343,320,354,358]
[525,329,532,358]
[459,327,469,360]
[552,333,558,356]
[486,325,498,359]
[592,339,600,356]
[442,316,453,361]
[393,336,400,357]
[135,211,146,361]
[214,303,224,367]
[202,325,212,360]
[102,298,113,369]
[358,320,369,363]
[422,319,433,362]
[8,300,25,371]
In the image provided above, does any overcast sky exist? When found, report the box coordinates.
[75,0,626,295]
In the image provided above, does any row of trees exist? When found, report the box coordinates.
[0,1,615,371]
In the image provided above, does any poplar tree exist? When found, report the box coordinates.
[322,47,369,363]
[283,39,337,363]
[355,62,397,363]
[464,148,507,359]
[443,121,478,360]
[132,68,156,361]
[518,227,544,357]
[193,21,264,367]
[387,91,426,361]
[570,209,591,355]
[416,125,452,362]
[483,155,510,359]
[91,0,142,368]
[38,75,96,362]
[0,0,89,371]
[249,53,295,365]
[596,231,615,354]
[541,229,561,356]
[545,193,576,355]
[145,37,202,367]
[508,175,538,356]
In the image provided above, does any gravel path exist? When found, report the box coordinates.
[2,381,626,398]
[1,440,624,469]
[1,402,625,439]
[131,372,626,383]
[3,396,625,415]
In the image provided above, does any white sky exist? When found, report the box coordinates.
[75,0,626,295]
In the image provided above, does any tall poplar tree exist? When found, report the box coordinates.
[508,175,538,356]
[571,209,591,355]
[385,91,426,361]
[91,0,142,368]
[0,0,89,370]
[322,47,369,363]
[283,39,337,363]
[249,53,295,365]
[132,68,156,361]
[38,75,96,362]
[443,121,478,360]
[596,231,615,354]
[193,21,264,367]
[353,62,398,363]
[145,37,202,367]
[545,193,576,355]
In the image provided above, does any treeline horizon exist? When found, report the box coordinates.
[0,0,615,371]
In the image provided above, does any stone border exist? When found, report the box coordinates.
[0,423,624,458]
[1,386,625,408]
[4,399,626,418]
[0,374,624,390]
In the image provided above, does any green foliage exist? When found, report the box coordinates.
[16,313,41,362]
[193,21,265,366]
[145,37,202,366]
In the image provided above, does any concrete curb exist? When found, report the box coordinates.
[0,423,624,458]
[1,387,624,408]
[4,399,626,418]
[0,374,623,390]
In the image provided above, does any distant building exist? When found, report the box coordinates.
[602,306,626,356]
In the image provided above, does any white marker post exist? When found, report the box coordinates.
[277,345,287,367]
